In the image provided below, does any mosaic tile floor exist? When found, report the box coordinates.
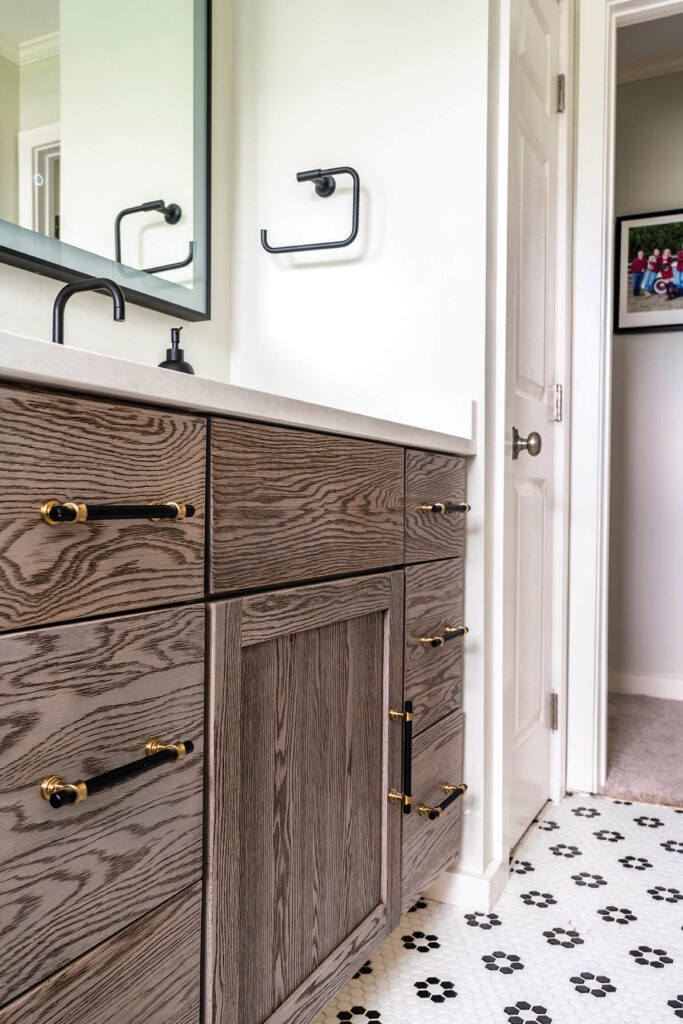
[314,793,683,1024]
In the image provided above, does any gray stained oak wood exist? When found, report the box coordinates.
[209,419,404,594]
[205,573,403,1024]
[401,709,464,912]
[0,606,205,1007]
[0,882,202,1024]
[0,383,206,631]
[405,559,465,735]
[405,449,466,563]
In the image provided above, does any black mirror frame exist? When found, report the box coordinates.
[0,0,211,323]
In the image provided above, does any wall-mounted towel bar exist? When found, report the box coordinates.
[261,166,360,254]
[114,200,195,275]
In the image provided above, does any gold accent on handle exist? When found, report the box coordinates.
[148,500,187,522]
[388,788,412,806]
[419,625,468,649]
[418,803,442,817]
[419,502,471,514]
[389,707,414,722]
[443,783,468,797]
[420,634,445,648]
[40,499,88,524]
[145,737,187,761]
[40,776,88,803]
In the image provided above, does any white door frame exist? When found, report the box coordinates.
[565,0,683,794]
[18,122,61,232]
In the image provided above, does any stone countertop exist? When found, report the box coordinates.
[0,331,476,455]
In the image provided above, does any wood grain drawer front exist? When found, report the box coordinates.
[405,449,467,563]
[206,573,403,1024]
[405,559,465,735]
[209,419,404,593]
[0,882,202,1024]
[401,710,464,913]
[0,384,206,631]
[0,606,205,1008]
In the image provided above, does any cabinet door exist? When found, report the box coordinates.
[205,573,403,1024]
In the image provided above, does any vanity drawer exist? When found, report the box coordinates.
[405,559,465,735]
[209,418,404,593]
[405,449,467,563]
[0,882,202,1023]
[402,710,464,912]
[0,605,205,1007]
[0,383,206,631]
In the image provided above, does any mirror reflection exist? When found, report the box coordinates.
[0,0,208,317]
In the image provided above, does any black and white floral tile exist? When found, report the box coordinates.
[314,794,683,1024]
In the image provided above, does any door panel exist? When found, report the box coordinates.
[205,573,403,1024]
[505,0,560,847]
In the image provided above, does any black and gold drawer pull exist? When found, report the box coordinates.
[418,783,467,820]
[419,502,470,514]
[419,625,468,649]
[40,737,194,809]
[388,700,414,814]
[40,500,195,524]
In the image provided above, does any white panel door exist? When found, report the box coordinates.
[504,0,561,848]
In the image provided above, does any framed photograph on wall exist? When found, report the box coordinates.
[615,209,683,333]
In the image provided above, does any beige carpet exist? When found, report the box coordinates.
[601,693,683,808]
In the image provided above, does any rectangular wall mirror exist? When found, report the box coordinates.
[0,0,210,320]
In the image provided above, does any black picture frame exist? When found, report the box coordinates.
[0,0,211,323]
[614,208,683,334]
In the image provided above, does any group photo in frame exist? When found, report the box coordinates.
[615,208,683,333]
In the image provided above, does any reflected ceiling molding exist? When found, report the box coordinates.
[0,30,59,65]
[20,32,60,65]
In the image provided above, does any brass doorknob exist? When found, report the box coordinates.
[512,427,542,459]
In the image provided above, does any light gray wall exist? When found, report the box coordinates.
[610,70,683,695]
[0,53,19,223]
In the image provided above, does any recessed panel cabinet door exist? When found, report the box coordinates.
[205,573,403,1024]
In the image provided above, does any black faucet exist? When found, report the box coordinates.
[52,278,126,345]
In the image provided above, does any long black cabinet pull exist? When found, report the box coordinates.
[41,737,194,809]
[419,625,469,649]
[389,701,414,815]
[419,502,471,514]
[419,783,468,821]
[40,500,195,524]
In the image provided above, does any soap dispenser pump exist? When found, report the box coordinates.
[159,326,194,374]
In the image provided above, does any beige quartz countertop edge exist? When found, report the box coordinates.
[0,332,476,456]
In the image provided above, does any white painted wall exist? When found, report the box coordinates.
[229,0,488,439]
[19,55,59,131]
[609,70,683,700]
[0,52,19,222]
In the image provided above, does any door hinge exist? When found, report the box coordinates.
[550,692,559,732]
[557,74,566,113]
[551,383,563,422]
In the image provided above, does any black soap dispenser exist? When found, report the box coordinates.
[159,327,194,374]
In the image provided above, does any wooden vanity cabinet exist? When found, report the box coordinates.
[0,375,472,1024]
[205,573,403,1024]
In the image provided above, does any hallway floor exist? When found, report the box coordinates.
[603,694,683,807]
[315,794,683,1024]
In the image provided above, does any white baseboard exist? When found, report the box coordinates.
[609,671,683,702]
[425,858,509,911]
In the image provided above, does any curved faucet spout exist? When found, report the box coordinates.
[52,278,126,345]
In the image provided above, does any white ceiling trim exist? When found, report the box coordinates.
[19,31,59,65]
[618,51,683,82]
[0,31,19,65]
